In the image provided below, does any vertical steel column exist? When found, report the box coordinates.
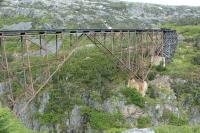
[141,32,144,80]
[24,33,34,95]
[2,35,14,106]
[0,33,2,47]
[103,33,106,46]
[60,33,64,51]
[160,31,164,57]
[133,31,137,74]
[112,32,114,53]
[70,34,72,46]
[21,33,27,87]
[128,31,131,69]
[120,31,123,60]
[2,35,9,78]
[163,31,171,63]
[94,32,96,42]
[39,34,42,55]
[75,33,78,43]
[0,33,3,80]
[56,34,58,57]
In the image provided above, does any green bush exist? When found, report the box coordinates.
[171,80,200,107]
[146,85,159,99]
[162,109,188,126]
[7,54,14,62]
[90,111,125,130]
[155,62,166,72]
[154,125,200,133]
[192,55,200,65]
[53,48,126,102]
[147,71,157,81]
[195,37,200,49]
[121,87,145,108]
[137,116,152,128]
[0,108,33,133]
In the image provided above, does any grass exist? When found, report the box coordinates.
[0,108,37,133]
[121,87,145,108]
[161,109,188,126]
[162,42,200,79]
[90,111,125,130]
[160,23,200,80]
[137,116,152,128]
[154,125,200,133]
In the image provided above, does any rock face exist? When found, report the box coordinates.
[189,107,200,125]
[69,106,82,131]
[128,78,148,96]
[122,104,144,119]
[151,56,165,67]
[13,92,50,131]
[122,128,155,133]
[2,22,32,30]
[147,75,183,125]
[0,82,6,96]
[0,82,6,107]
[24,38,63,56]
[0,82,12,107]
[0,0,200,29]
[150,75,172,90]
[13,102,42,130]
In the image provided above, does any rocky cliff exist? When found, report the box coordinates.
[0,0,200,30]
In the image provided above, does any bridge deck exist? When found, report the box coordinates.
[0,29,176,36]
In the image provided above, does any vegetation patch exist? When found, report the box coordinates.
[137,116,152,128]
[154,125,200,133]
[192,55,200,65]
[121,87,145,108]
[158,23,200,80]
[37,47,127,128]
[161,109,188,126]
[0,108,34,133]
[171,80,200,107]
[90,111,125,130]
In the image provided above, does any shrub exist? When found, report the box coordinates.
[154,125,200,133]
[90,111,125,130]
[0,108,33,133]
[171,80,200,106]
[137,116,152,128]
[146,85,159,99]
[156,61,166,72]
[195,37,200,49]
[147,71,157,81]
[192,55,200,65]
[162,109,188,126]
[6,54,14,62]
[80,106,92,127]
[121,87,145,108]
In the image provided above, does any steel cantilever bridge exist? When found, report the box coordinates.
[0,29,178,115]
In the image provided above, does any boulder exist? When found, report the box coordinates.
[128,78,148,97]
[122,128,155,133]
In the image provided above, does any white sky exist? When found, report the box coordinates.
[119,0,200,6]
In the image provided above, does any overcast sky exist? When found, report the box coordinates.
[119,0,200,6]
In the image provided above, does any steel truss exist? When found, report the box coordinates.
[0,29,178,115]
